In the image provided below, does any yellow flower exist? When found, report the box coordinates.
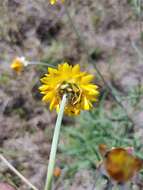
[39,63,99,115]
[11,57,28,73]
[50,0,64,5]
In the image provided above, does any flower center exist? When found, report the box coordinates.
[58,81,82,105]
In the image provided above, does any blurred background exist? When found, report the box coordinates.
[0,0,143,189]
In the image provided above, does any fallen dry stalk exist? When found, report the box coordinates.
[0,154,39,190]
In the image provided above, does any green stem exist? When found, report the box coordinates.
[44,94,67,190]
[30,61,56,68]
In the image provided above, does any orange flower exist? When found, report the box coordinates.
[54,167,61,177]
[99,145,143,183]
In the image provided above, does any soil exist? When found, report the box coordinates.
[0,0,143,189]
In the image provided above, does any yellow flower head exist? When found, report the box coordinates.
[99,145,143,183]
[50,0,64,5]
[11,57,28,73]
[39,63,99,115]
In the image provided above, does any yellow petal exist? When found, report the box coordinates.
[39,85,51,91]
[72,64,80,74]
[81,84,98,93]
[42,91,53,102]
[83,97,90,110]
[56,105,60,113]
[89,89,100,96]
[40,77,49,83]
[81,74,94,83]
[50,97,58,110]
[58,62,69,71]
[48,67,57,74]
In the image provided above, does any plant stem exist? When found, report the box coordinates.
[44,94,67,190]
[30,61,55,67]
[0,154,38,190]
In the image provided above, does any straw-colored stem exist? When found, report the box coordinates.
[0,154,38,190]
[44,94,67,190]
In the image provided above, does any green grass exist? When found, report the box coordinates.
[0,73,10,85]
[128,0,142,16]
[60,88,143,175]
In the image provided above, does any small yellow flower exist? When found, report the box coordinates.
[39,63,99,115]
[11,57,28,73]
[50,0,64,5]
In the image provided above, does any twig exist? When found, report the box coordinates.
[0,154,39,190]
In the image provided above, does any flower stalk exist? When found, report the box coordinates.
[29,61,55,67]
[44,94,67,190]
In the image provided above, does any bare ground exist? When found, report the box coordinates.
[0,0,143,189]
